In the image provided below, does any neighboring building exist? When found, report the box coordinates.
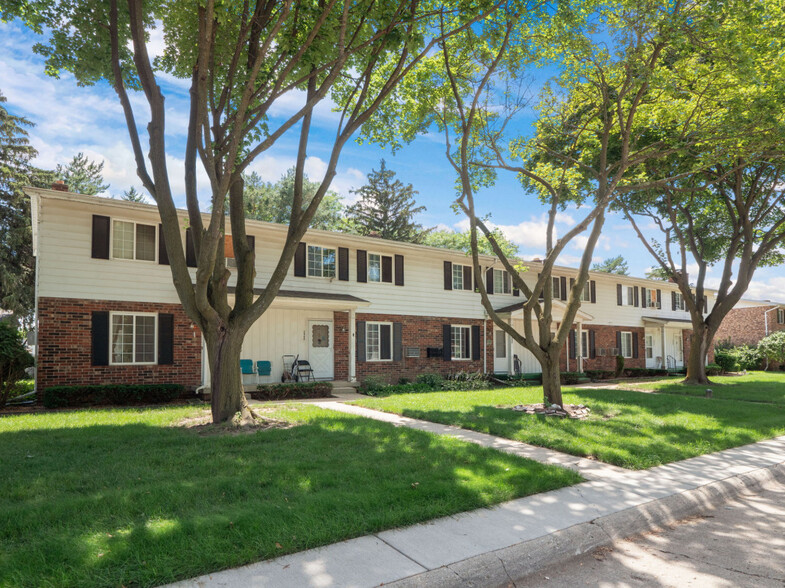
[713,299,785,347]
[28,187,716,392]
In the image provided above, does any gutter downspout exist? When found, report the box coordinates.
[763,306,778,370]
[483,311,487,374]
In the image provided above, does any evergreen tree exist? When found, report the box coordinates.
[0,91,54,324]
[591,255,629,275]
[244,169,343,231]
[120,186,147,203]
[344,159,428,242]
[55,152,109,195]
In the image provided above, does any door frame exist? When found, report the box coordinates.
[307,319,334,380]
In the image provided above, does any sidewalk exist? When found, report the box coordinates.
[165,404,785,588]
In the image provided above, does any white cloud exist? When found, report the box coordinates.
[741,277,785,302]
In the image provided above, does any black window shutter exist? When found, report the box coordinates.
[91,215,110,259]
[471,325,481,360]
[634,286,639,307]
[185,228,197,268]
[589,330,596,359]
[443,261,453,290]
[158,313,174,365]
[590,280,596,303]
[513,287,520,297]
[394,254,404,286]
[616,331,622,351]
[381,255,393,283]
[356,321,366,362]
[641,287,647,308]
[560,276,567,301]
[91,311,110,366]
[380,324,392,360]
[442,324,452,361]
[357,250,367,283]
[158,224,170,265]
[617,284,623,306]
[632,332,639,359]
[656,289,662,309]
[393,322,403,361]
[294,242,306,277]
[569,329,576,359]
[463,265,472,291]
[672,291,677,311]
[486,268,494,294]
[338,247,349,281]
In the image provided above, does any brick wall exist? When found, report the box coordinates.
[714,305,785,346]
[36,297,202,393]
[575,324,646,372]
[354,313,493,384]
[333,311,349,380]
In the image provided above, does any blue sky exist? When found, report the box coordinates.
[2,19,783,301]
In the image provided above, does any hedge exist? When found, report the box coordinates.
[251,381,333,401]
[585,369,616,381]
[42,384,184,408]
[623,367,669,378]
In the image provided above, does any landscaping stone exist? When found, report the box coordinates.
[510,403,591,419]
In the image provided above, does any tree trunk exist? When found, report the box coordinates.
[205,325,253,423]
[684,324,711,385]
[542,355,563,407]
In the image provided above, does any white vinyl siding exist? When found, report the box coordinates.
[366,322,392,361]
[110,312,156,365]
[307,245,336,278]
[451,325,471,359]
[112,220,156,262]
[620,331,633,359]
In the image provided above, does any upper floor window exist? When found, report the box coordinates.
[626,286,636,306]
[368,253,381,282]
[307,245,336,278]
[112,220,156,261]
[646,289,660,309]
[620,331,633,359]
[552,276,561,299]
[110,312,156,365]
[580,281,591,302]
[453,264,465,290]
[674,292,685,311]
[494,269,511,295]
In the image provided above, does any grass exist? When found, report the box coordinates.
[354,386,785,470]
[624,370,785,405]
[0,404,580,588]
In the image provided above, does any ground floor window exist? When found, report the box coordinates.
[366,322,392,361]
[581,331,588,358]
[620,331,633,359]
[110,312,156,364]
[451,325,471,359]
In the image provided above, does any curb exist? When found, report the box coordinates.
[387,463,785,587]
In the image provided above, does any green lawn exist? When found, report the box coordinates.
[625,371,785,405]
[354,386,785,470]
[0,404,580,588]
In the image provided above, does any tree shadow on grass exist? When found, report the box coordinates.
[0,408,580,588]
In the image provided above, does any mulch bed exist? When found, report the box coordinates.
[176,408,296,436]
[509,403,592,419]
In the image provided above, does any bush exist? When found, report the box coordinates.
[415,373,444,388]
[42,384,184,408]
[251,381,332,401]
[442,371,490,391]
[614,355,625,378]
[585,369,615,381]
[560,372,583,385]
[705,363,723,376]
[359,376,387,395]
[0,322,35,408]
[732,345,762,370]
[623,367,669,378]
[758,331,785,367]
[714,350,738,373]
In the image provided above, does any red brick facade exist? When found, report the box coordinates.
[563,325,646,372]
[352,313,494,384]
[713,305,785,347]
[333,311,349,380]
[36,297,202,392]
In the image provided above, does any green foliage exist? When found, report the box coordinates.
[415,373,445,388]
[443,371,491,391]
[55,152,108,195]
[585,369,615,381]
[42,384,183,408]
[358,376,388,395]
[705,363,723,377]
[614,355,625,378]
[251,381,332,401]
[733,345,763,371]
[559,372,583,385]
[343,160,429,243]
[758,331,785,364]
[422,227,519,258]
[622,368,668,378]
[119,186,147,203]
[714,350,738,373]
[0,321,34,408]
[644,267,671,281]
[243,169,344,231]
[591,256,629,275]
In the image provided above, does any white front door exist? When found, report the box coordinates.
[494,329,508,373]
[308,320,334,380]
[672,331,684,367]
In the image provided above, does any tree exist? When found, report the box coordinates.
[644,266,670,281]
[0,90,53,324]
[55,152,109,195]
[0,321,34,408]
[423,227,518,258]
[758,331,785,367]
[591,256,629,275]
[120,186,148,203]
[9,0,502,422]
[244,169,343,231]
[344,159,428,242]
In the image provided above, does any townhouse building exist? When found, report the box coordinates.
[28,186,715,392]
[713,299,785,347]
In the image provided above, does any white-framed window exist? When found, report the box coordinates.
[366,322,392,361]
[307,245,336,278]
[452,264,464,290]
[110,312,157,365]
[674,292,685,311]
[368,253,382,283]
[581,331,588,358]
[627,286,636,306]
[581,281,591,302]
[646,289,660,309]
[451,325,471,360]
[777,308,784,324]
[620,331,633,359]
[494,269,511,294]
[112,220,156,262]
[495,330,506,359]
[552,276,561,299]
[645,334,654,359]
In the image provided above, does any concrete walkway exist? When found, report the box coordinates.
[165,410,785,588]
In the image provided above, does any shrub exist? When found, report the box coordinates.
[415,373,444,388]
[359,376,387,395]
[0,323,35,408]
[585,369,615,381]
[758,331,785,367]
[397,377,411,385]
[732,345,762,371]
[560,372,583,385]
[714,350,738,373]
[614,355,625,378]
[622,368,669,378]
[705,363,723,376]
[42,384,184,408]
[442,371,491,391]
[251,381,332,401]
